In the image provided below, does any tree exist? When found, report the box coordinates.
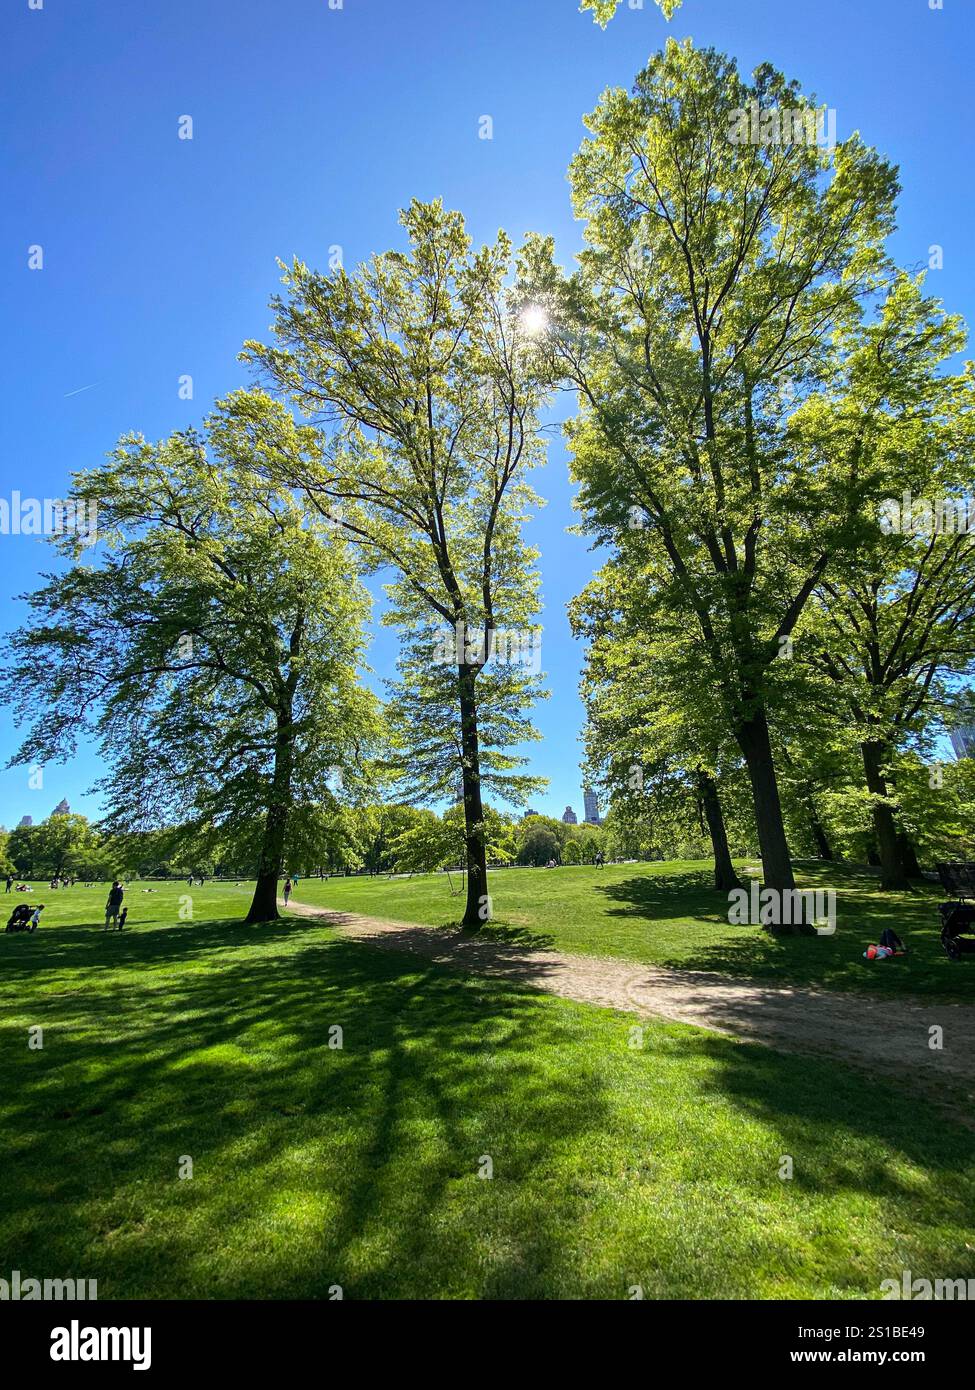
[563,838,583,865]
[6,812,105,881]
[381,639,546,827]
[517,825,560,867]
[284,801,369,878]
[895,751,975,867]
[796,334,975,887]
[242,200,549,927]
[391,804,514,910]
[2,396,379,924]
[346,803,430,875]
[387,808,451,876]
[573,561,745,893]
[521,40,915,894]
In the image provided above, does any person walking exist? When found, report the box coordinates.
[283,877,293,906]
[105,880,124,930]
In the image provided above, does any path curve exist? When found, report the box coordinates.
[284,898,975,1119]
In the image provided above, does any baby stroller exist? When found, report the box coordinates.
[5,903,34,933]
[936,863,975,960]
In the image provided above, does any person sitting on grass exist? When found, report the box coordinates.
[104,880,124,930]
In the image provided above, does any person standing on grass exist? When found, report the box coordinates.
[105,880,124,930]
[28,904,45,932]
[4,874,12,893]
[283,877,292,906]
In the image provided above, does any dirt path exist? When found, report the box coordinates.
[284,899,975,1118]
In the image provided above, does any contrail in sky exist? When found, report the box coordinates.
[63,382,100,398]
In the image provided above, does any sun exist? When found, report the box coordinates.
[519,304,550,337]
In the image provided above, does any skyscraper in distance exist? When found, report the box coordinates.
[950,727,975,760]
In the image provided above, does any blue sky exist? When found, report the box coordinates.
[0,0,972,830]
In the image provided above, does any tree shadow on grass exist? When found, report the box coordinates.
[596,868,729,923]
[0,921,617,1298]
[304,902,559,953]
[0,916,307,983]
[456,921,558,951]
[596,865,972,999]
[2,914,974,1299]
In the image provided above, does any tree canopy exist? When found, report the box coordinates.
[242,199,550,926]
[3,395,379,923]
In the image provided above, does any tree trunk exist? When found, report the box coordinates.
[860,740,910,891]
[245,710,294,924]
[457,665,488,929]
[897,831,924,880]
[734,707,797,913]
[807,800,835,861]
[695,770,742,891]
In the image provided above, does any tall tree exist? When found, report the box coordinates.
[6,812,105,881]
[242,200,548,927]
[798,349,975,888]
[572,563,745,893]
[520,40,914,893]
[2,396,378,924]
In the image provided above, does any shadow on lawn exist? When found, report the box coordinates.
[597,867,729,922]
[2,914,974,1297]
[453,921,558,951]
[0,916,298,980]
[0,919,615,1297]
[596,864,967,997]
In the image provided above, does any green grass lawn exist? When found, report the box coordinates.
[291,860,973,1000]
[2,880,974,1299]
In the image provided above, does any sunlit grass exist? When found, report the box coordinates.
[290,860,970,1000]
[1,889,973,1298]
